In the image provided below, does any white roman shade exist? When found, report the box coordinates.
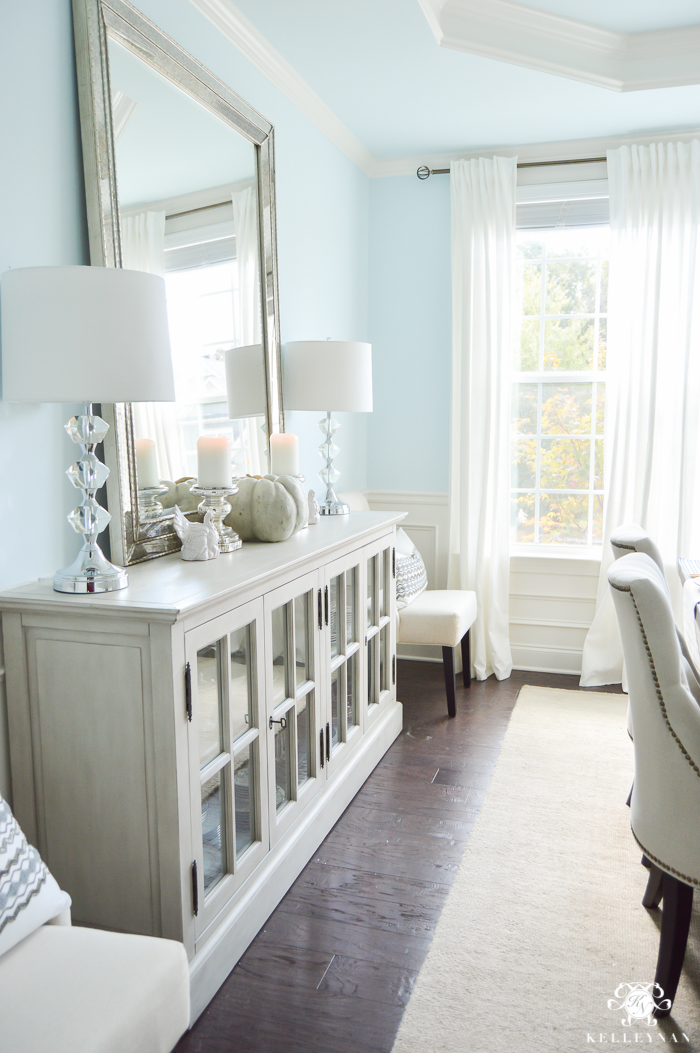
[516,180,609,230]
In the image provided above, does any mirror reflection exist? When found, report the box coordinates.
[108,37,268,516]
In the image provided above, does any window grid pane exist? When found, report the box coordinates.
[512,228,609,546]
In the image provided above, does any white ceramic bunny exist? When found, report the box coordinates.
[173,506,219,561]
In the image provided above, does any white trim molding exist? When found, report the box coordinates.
[187,0,376,176]
[187,0,700,180]
[418,0,700,92]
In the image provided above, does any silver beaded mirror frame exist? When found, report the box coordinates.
[72,0,283,565]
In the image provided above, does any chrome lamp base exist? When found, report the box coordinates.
[317,411,349,516]
[54,405,129,594]
[54,545,129,594]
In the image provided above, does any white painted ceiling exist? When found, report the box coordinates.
[229,0,700,159]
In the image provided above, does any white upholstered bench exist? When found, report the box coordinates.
[398,590,477,717]
[0,913,190,1053]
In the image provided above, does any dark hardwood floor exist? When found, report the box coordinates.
[176,662,622,1053]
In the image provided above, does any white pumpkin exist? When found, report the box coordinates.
[252,478,296,542]
[225,476,259,540]
[224,474,308,543]
[265,475,308,533]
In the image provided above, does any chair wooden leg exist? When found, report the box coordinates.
[442,646,456,718]
[460,630,471,688]
[642,862,664,908]
[653,874,693,1016]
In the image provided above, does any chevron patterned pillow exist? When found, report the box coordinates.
[0,795,71,957]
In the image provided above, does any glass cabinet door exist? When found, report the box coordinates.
[323,550,363,776]
[364,535,396,730]
[185,597,268,940]
[264,569,323,844]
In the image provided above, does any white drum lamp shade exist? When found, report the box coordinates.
[1,266,175,403]
[283,340,372,516]
[0,265,175,595]
[283,341,373,413]
[225,344,266,418]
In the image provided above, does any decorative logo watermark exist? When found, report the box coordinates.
[608,984,672,1027]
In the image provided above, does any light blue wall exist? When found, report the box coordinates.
[0,2,90,592]
[367,174,452,492]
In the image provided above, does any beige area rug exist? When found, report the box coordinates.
[392,686,700,1053]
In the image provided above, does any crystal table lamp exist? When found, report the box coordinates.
[283,341,373,515]
[0,266,175,593]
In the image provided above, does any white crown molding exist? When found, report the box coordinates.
[376,127,700,179]
[186,0,700,180]
[187,0,377,176]
[418,0,700,92]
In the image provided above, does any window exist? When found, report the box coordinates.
[163,225,263,479]
[511,226,609,547]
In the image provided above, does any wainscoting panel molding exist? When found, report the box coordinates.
[366,491,600,675]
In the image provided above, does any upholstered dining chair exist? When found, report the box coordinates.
[609,552,700,1015]
[610,525,700,720]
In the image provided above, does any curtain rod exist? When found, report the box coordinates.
[166,200,231,220]
[416,156,607,179]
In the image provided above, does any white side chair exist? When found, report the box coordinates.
[609,551,700,1016]
[398,591,477,717]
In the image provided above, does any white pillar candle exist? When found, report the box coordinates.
[269,433,299,477]
[134,437,160,489]
[197,436,232,488]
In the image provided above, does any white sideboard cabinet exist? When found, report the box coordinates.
[0,512,403,1019]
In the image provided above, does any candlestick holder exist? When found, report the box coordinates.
[190,485,242,552]
[137,484,169,523]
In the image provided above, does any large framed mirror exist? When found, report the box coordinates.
[72,0,283,564]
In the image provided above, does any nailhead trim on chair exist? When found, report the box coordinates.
[631,828,700,889]
[610,581,700,779]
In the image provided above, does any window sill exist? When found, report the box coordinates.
[510,544,602,562]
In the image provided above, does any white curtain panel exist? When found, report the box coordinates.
[122,211,186,482]
[448,156,517,681]
[232,186,265,474]
[581,141,700,686]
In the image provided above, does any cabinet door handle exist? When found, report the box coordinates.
[320,730,325,769]
[392,654,396,685]
[269,715,287,730]
[185,662,192,722]
[325,722,330,762]
[392,547,396,579]
[324,585,329,626]
[318,589,323,631]
[191,859,199,917]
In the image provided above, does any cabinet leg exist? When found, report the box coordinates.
[442,646,456,718]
